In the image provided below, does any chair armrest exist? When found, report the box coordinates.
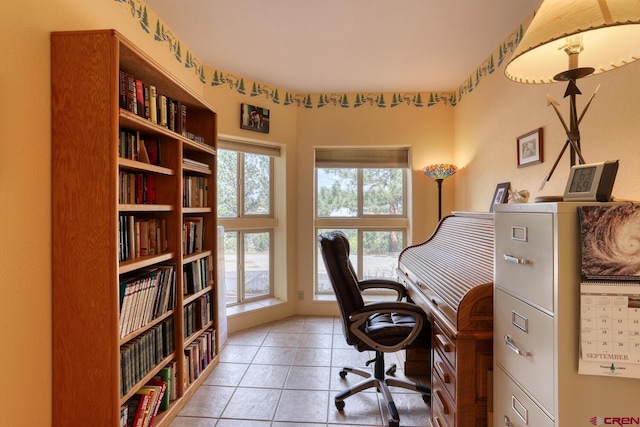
[358,279,407,301]
[349,301,427,352]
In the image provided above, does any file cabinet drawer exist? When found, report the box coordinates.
[495,212,554,312]
[494,366,553,427]
[495,289,554,414]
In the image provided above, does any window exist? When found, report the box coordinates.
[315,147,409,295]
[217,140,279,306]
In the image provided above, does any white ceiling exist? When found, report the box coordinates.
[145,0,542,93]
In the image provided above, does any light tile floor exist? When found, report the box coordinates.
[169,315,431,427]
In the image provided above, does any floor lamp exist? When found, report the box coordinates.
[423,164,457,221]
[504,0,640,191]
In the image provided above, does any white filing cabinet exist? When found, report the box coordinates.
[493,203,639,427]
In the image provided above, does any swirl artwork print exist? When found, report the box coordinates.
[579,205,640,280]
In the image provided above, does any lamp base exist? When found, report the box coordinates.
[534,195,564,203]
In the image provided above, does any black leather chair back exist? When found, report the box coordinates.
[318,230,364,346]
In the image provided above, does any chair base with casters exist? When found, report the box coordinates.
[335,350,430,427]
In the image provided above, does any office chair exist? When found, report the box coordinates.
[317,230,431,427]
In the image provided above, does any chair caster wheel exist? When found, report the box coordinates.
[388,420,399,427]
[339,370,347,379]
[335,400,345,411]
[422,394,430,403]
[386,365,397,376]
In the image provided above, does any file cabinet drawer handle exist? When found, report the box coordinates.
[504,416,514,427]
[503,254,530,265]
[504,335,530,357]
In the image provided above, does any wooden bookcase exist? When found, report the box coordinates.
[52,30,218,427]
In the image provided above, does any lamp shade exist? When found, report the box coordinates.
[423,164,457,180]
[505,0,640,84]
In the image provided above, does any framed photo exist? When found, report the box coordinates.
[240,103,270,134]
[490,182,511,212]
[517,128,543,167]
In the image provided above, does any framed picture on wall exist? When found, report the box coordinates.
[517,128,543,167]
[240,103,270,134]
[490,182,510,212]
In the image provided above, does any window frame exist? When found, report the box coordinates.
[217,140,278,307]
[313,146,410,296]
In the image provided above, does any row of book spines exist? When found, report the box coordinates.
[184,328,215,388]
[183,256,213,295]
[119,70,187,136]
[119,172,156,205]
[183,217,205,256]
[119,265,176,338]
[183,175,209,208]
[119,216,168,263]
[119,130,161,166]
[120,317,175,398]
[121,362,175,427]
[184,293,213,338]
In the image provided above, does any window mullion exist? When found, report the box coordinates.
[357,169,363,217]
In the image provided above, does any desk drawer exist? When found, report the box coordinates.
[494,366,553,427]
[433,346,456,401]
[495,212,554,312]
[432,378,455,427]
[433,322,456,370]
[495,289,554,414]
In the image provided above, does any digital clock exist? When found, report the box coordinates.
[563,160,619,202]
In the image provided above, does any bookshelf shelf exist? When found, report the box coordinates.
[119,158,175,176]
[52,29,218,427]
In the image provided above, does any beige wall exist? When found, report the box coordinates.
[0,0,211,425]
[454,56,640,210]
[294,101,454,315]
[3,0,640,425]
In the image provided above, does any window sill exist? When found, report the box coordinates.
[226,297,285,317]
[314,293,399,303]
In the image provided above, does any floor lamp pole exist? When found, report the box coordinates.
[436,178,443,221]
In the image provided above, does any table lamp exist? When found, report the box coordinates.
[504,0,640,190]
[423,164,457,221]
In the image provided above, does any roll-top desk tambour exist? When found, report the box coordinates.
[397,212,495,427]
[494,203,639,427]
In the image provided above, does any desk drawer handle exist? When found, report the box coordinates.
[503,254,530,265]
[504,335,530,357]
[433,417,444,427]
[503,415,514,427]
[435,361,450,383]
[435,334,452,352]
[435,390,450,414]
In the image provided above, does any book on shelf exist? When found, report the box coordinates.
[140,383,165,427]
[148,85,158,124]
[146,378,168,422]
[119,265,175,338]
[183,157,210,170]
[144,140,160,165]
[152,367,172,412]
[143,83,151,121]
[120,317,174,397]
[135,80,145,118]
[120,403,128,427]
[126,388,153,427]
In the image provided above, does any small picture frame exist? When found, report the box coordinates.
[517,128,543,167]
[240,103,270,134]
[490,182,511,212]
